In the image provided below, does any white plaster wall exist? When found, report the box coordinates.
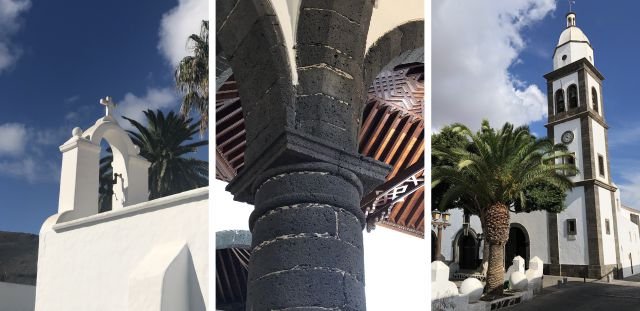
[213,179,253,232]
[437,208,483,262]
[0,282,35,311]
[511,211,549,263]
[552,72,580,114]
[554,42,594,70]
[437,209,548,263]
[269,0,300,85]
[366,0,425,50]
[616,201,640,277]
[586,72,602,115]
[598,186,616,265]
[363,227,427,310]
[591,119,609,183]
[553,118,583,181]
[557,187,589,265]
[35,187,209,311]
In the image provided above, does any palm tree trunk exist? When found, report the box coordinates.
[483,202,510,297]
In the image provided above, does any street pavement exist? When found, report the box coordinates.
[508,275,640,310]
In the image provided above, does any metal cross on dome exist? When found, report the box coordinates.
[100,96,117,117]
[569,0,576,11]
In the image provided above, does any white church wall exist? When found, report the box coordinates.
[553,42,594,70]
[511,211,549,262]
[553,118,583,181]
[591,119,609,183]
[437,208,483,262]
[597,186,617,265]
[557,187,589,265]
[35,187,209,311]
[615,188,640,278]
[0,282,35,311]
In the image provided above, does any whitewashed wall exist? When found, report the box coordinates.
[553,118,583,181]
[614,186,640,278]
[512,211,549,263]
[591,120,609,183]
[557,187,589,265]
[35,187,208,311]
[437,208,549,263]
[598,187,617,265]
[0,282,35,311]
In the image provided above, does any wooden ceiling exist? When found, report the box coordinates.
[215,64,425,237]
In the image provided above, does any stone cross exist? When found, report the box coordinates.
[99,96,116,117]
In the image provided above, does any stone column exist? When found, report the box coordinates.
[246,162,367,310]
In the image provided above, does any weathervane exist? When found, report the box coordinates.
[99,96,116,117]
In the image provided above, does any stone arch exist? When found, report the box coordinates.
[216,0,294,166]
[505,223,530,269]
[363,20,425,94]
[451,228,479,269]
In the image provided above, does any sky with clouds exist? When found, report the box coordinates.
[433,0,640,209]
[0,0,207,233]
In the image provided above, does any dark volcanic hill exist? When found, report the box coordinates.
[0,231,38,285]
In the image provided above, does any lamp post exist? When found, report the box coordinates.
[431,210,451,261]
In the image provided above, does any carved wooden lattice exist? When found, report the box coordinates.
[368,64,424,118]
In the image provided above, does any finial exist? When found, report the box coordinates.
[568,0,575,12]
[99,96,117,117]
[72,127,83,137]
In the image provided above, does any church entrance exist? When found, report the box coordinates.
[505,224,529,269]
[458,235,478,269]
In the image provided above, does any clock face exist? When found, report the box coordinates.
[561,131,574,144]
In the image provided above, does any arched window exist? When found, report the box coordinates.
[555,89,565,113]
[568,84,578,108]
[592,87,599,112]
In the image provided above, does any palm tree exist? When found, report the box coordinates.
[124,109,208,200]
[175,20,208,133]
[432,120,576,297]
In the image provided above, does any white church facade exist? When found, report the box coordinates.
[34,100,209,310]
[436,12,640,279]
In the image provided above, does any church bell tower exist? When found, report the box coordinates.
[544,11,621,278]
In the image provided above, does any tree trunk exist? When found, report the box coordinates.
[483,202,510,297]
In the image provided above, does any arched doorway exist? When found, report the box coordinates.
[505,224,530,269]
[458,235,478,269]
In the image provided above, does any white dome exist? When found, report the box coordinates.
[557,26,590,47]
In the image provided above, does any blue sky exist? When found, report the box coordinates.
[0,0,207,234]
[433,0,640,208]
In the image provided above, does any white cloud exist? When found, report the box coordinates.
[0,0,31,73]
[0,122,63,183]
[158,0,208,66]
[432,0,556,130]
[0,123,27,155]
[609,125,640,147]
[115,88,178,128]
